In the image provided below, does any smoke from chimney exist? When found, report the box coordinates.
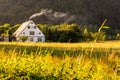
[29,9,67,20]
[29,9,86,24]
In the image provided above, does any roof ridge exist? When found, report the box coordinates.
[13,20,33,37]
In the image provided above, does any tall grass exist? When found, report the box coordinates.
[0,41,120,79]
[0,41,120,57]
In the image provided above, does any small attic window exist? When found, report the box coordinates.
[34,26,36,29]
[31,22,33,24]
[39,32,41,35]
[28,26,30,29]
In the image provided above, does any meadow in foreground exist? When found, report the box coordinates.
[0,41,120,79]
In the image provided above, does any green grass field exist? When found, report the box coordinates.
[0,41,120,79]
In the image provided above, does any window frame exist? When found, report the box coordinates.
[34,26,36,29]
[23,32,25,34]
[28,26,30,29]
[37,37,42,42]
[29,31,35,35]
[30,38,33,41]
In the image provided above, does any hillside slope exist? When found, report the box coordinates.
[0,0,120,28]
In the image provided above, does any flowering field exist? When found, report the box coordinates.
[0,41,120,79]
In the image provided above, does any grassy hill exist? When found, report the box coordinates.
[0,0,120,29]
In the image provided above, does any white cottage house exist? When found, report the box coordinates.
[13,20,45,42]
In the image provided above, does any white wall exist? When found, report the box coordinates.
[18,21,45,42]
[27,36,45,42]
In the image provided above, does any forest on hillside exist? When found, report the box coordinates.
[0,0,120,29]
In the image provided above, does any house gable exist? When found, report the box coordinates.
[13,21,31,37]
[19,22,45,37]
[13,20,45,42]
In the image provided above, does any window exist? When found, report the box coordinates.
[34,26,36,29]
[28,26,30,29]
[39,32,41,35]
[30,38,33,41]
[31,22,33,24]
[38,37,42,42]
[29,31,35,35]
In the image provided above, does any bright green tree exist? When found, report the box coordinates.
[18,35,28,42]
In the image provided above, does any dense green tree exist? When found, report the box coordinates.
[90,31,106,41]
[18,35,28,42]
[83,28,92,41]
[0,23,11,36]
[38,23,83,42]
